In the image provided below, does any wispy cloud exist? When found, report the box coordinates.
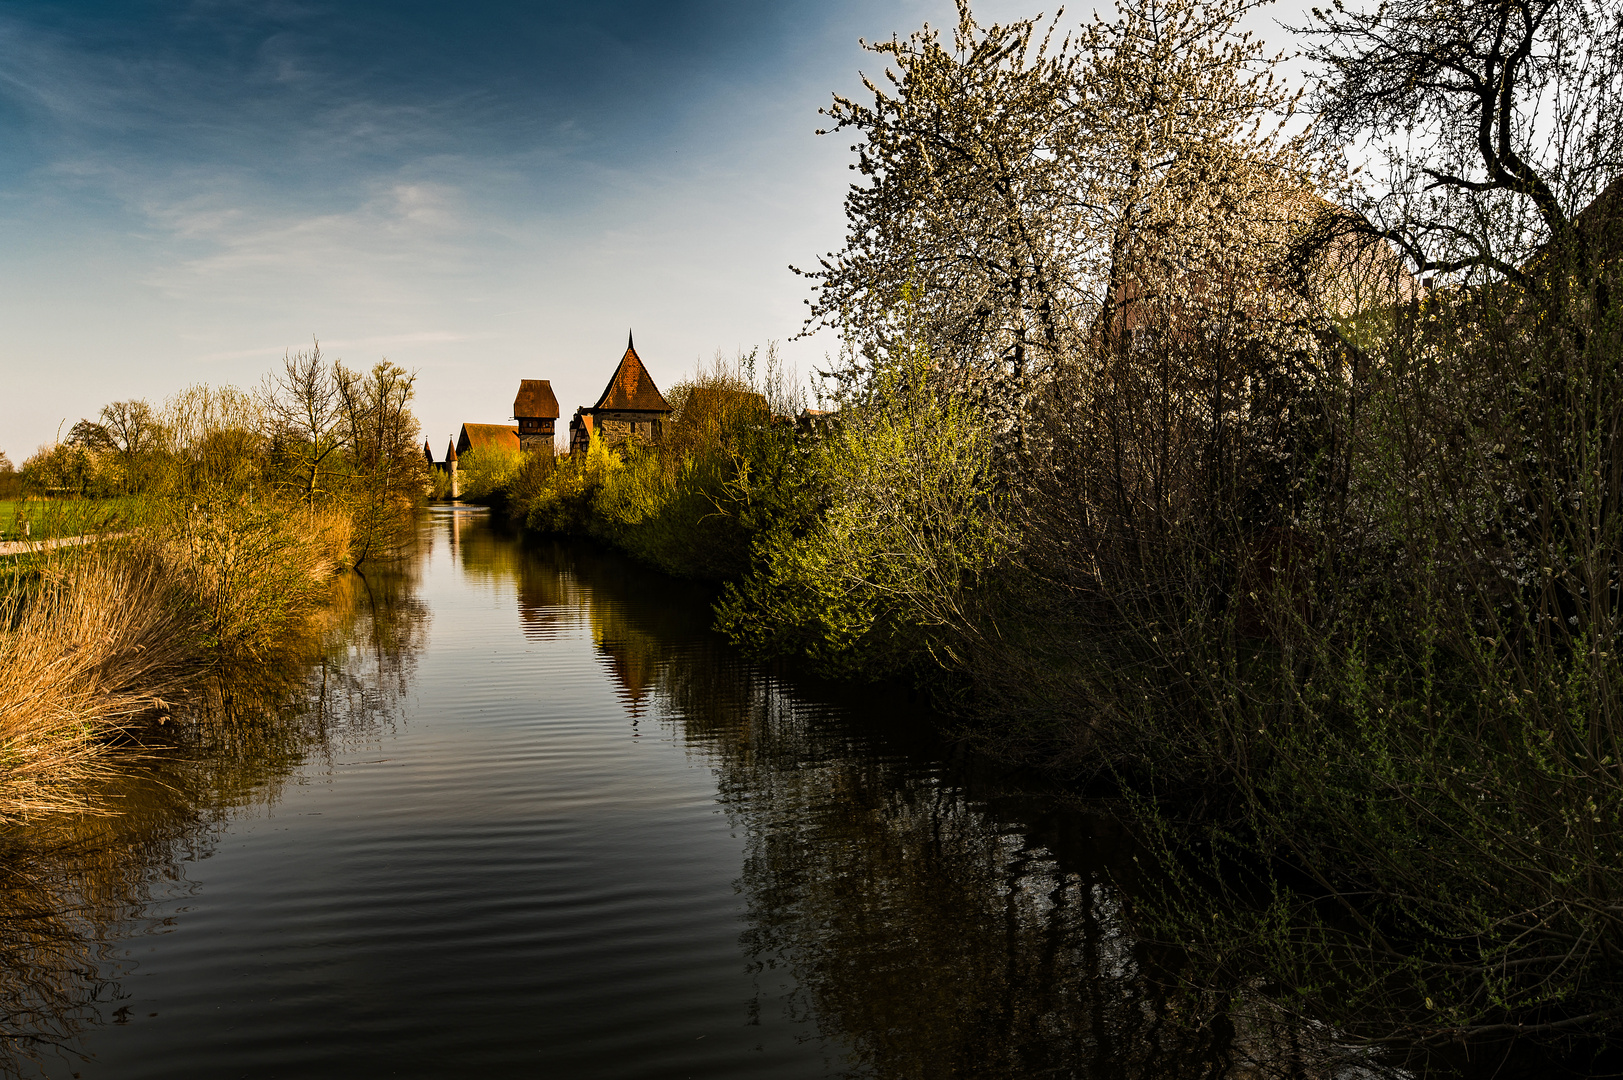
[139,179,487,302]
[195,329,494,364]
[0,0,895,459]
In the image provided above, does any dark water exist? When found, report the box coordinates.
[3,508,1296,1079]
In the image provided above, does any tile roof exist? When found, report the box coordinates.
[456,423,520,456]
[513,379,560,420]
[592,333,670,413]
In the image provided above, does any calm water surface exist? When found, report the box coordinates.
[8,508,1220,1079]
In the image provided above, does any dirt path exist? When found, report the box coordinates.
[0,533,126,557]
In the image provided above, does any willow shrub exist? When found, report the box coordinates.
[715,348,1007,680]
[454,445,524,507]
[517,435,622,536]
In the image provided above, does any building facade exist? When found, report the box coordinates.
[513,379,560,454]
[568,334,672,454]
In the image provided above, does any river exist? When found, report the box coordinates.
[2,507,1324,1079]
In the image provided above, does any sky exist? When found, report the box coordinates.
[0,0,1311,462]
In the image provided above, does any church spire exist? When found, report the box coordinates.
[627,329,635,353]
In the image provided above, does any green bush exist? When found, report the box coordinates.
[455,445,524,506]
[716,344,1006,679]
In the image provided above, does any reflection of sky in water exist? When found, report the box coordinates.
[4,509,1364,1079]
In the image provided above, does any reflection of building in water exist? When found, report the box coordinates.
[514,563,571,642]
[587,598,661,718]
[594,636,654,717]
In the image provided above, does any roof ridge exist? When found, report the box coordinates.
[591,334,670,413]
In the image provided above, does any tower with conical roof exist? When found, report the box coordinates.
[569,332,672,454]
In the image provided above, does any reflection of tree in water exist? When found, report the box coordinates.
[533,539,1397,1080]
[0,549,428,1077]
[690,692,1222,1079]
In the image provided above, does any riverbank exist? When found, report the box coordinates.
[2,351,433,826]
[0,499,354,825]
[0,510,1346,1079]
[461,299,1623,1072]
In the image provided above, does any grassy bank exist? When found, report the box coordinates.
[1,346,429,826]
[0,499,353,824]
[0,498,140,543]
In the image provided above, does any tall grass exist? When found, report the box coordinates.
[0,498,353,824]
[0,553,194,822]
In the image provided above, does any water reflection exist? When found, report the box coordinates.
[0,554,427,1078]
[2,515,1388,1079]
[499,537,1372,1080]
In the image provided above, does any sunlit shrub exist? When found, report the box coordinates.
[717,344,1006,678]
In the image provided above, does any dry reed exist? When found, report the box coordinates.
[0,553,196,823]
[0,499,354,825]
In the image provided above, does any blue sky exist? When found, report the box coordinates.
[0,0,1306,460]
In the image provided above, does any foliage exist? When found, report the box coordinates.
[784,0,1623,1064]
[455,445,525,507]
[334,360,429,566]
[0,496,351,824]
[518,432,624,536]
[718,317,1008,679]
[802,0,1322,445]
[157,496,354,659]
[17,343,428,565]
[0,343,428,825]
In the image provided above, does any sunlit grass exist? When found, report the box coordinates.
[0,497,148,543]
[0,498,354,824]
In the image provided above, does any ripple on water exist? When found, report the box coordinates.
[32,514,1191,1080]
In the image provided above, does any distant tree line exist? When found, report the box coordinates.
[18,343,428,564]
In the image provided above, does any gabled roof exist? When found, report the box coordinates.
[591,332,670,413]
[456,423,520,456]
[513,379,560,420]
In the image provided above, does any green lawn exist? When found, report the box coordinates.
[0,498,141,542]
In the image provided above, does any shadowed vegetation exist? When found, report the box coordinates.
[470,0,1623,1069]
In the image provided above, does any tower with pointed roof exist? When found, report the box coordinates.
[569,332,672,454]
